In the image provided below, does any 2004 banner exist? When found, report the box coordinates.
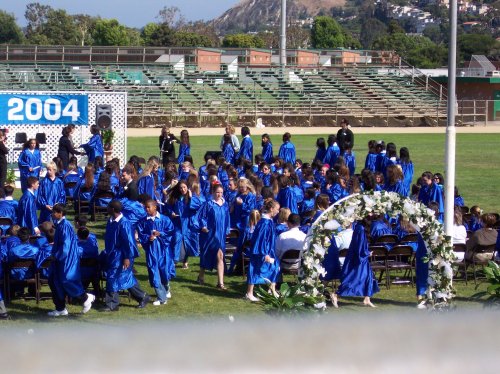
[0,93,88,125]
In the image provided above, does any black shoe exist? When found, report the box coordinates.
[137,294,150,309]
[0,313,10,320]
[101,306,119,312]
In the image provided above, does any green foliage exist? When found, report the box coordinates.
[24,2,51,41]
[458,33,499,62]
[6,168,16,185]
[146,23,175,46]
[92,19,132,46]
[101,129,115,146]
[407,43,448,68]
[222,33,265,48]
[472,262,500,307]
[173,31,213,48]
[0,10,24,44]
[255,283,322,314]
[311,16,346,49]
[43,9,79,45]
[360,18,387,49]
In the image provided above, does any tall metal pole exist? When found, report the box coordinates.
[280,0,287,68]
[444,0,457,236]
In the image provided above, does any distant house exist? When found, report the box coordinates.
[462,21,481,31]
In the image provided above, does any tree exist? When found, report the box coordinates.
[74,14,94,46]
[181,20,220,48]
[173,31,213,47]
[222,34,265,48]
[43,9,79,45]
[147,23,175,46]
[126,28,143,46]
[311,16,345,48]
[25,2,51,42]
[458,33,499,62]
[360,18,387,49]
[157,6,185,30]
[287,25,311,49]
[92,19,131,46]
[407,44,447,68]
[0,10,24,44]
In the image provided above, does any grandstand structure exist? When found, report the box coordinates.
[0,46,448,127]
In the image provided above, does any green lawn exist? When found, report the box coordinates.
[2,132,498,325]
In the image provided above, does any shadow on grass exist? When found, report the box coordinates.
[185,284,243,299]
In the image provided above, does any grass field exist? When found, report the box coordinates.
[2,133,497,325]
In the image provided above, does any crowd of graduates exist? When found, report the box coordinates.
[0,119,492,320]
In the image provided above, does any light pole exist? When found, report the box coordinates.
[444,0,458,236]
[280,0,287,69]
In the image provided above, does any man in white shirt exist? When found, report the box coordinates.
[276,214,306,261]
[335,225,354,266]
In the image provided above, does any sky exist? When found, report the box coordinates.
[1,0,241,28]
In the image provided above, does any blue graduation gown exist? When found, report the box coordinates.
[370,220,392,240]
[415,232,429,297]
[18,190,38,234]
[81,134,104,163]
[278,141,296,165]
[50,218,85,298]
[63,173,81,199]
[275,223,288,237]
[137,174,155,199]
[237,136,253,162]
[119,198,147,230]
[314,148,327,163]
[260,172,271,187]
[198,199,230,271]
[262,142,274,164]
[454,196,464,207]
[327,183,349,204]
[321,235,342,281]
[17,149,42,192]
[75,179,97,202]
[418,182,444,221]
[323,145,340,168]
[234,193,256,234]
[78,236,99,281]
[364,153,378,172]
[37,177,66,223]
[247,217,280,285]
[344,151,356,176]
[222,143,235,165]
[401,161,414,195]
[104,216,140,292]
[0,201,17,233]
[277,186,298,214]
[34,236,53,279]
[8,242,39,280]
[224,189,238,228]
[177,143,190,165]
[338,224,379,297]
[167,195,202,261]
[137,214,175,287]
[383,180,407,197]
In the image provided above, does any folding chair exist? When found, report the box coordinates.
[64,181,78,205]
[92,191,115,221]
[386,245,415,287]
[224,228,239,264]
[5,259,38,303]
[369,246,388,289]
[280,249,301,281]
[466,244,496,286]
[452,243,467,284]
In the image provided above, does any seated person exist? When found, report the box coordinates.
[18,177,40,235]
[34,222,55,280]
[0,187,17,233]
[63,163,81,199]
[276,214,307,270]
[275,208,291,237]
[7,227,39,295]
[465,213,498,262]
[77,226,100,291]
[3,225,21,253]
[3,185,19,211]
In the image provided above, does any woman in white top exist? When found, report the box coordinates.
[219,124,240,153]
[452,207,467,262]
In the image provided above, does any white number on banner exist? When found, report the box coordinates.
[7,98,24,120]
[7,97,80,122]
[62,99,80,122]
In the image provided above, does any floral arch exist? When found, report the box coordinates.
[299,191,455,308]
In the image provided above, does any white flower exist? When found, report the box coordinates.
[324,219,341,231]
[404,201,416,216]
[313,244,326,257]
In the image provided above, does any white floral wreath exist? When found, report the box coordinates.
[300,190,455,308]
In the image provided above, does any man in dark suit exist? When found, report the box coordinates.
[121,165,138,201]
[336,118,354,155]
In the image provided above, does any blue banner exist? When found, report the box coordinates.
[0,94,88,125]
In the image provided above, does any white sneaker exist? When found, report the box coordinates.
[417,300,427,310]
[47,309,68,317]
[153,300,167,306]
[82,294,96,314]
[245,293,259,302]
[166,291,172,299]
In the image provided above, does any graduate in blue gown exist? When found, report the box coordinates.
[37,162,66,223]
[337,222,379,307]
[237,126,253,163]
[343,142,356,176]
[415,232,429,304]
[17,139,43,193]
[137,159,159,200]
[18,177,40,235]
[80,125,104,163]
[7,227,39,283]
[177,130,191,169]
[76,226,100,290]
[278,132,296,166]
[197,184,231,289]
[103,200,150,311]
[224,178,238,228]
[313,137,327,164]
[383,164,408,197]
[137,200,175,305]
[399,147,414,195]
[47,204,95,316]
[221,134,235,165]
[369,215,392,242]
[276,175,299,214]
[364,140,378,172]
[418,171,444,221]
[166,180,202,268]
[261,134,274,164]
[34,221,55,280]
[0,192,17,233]
[323,135,340,169]
[245,199,281,302]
